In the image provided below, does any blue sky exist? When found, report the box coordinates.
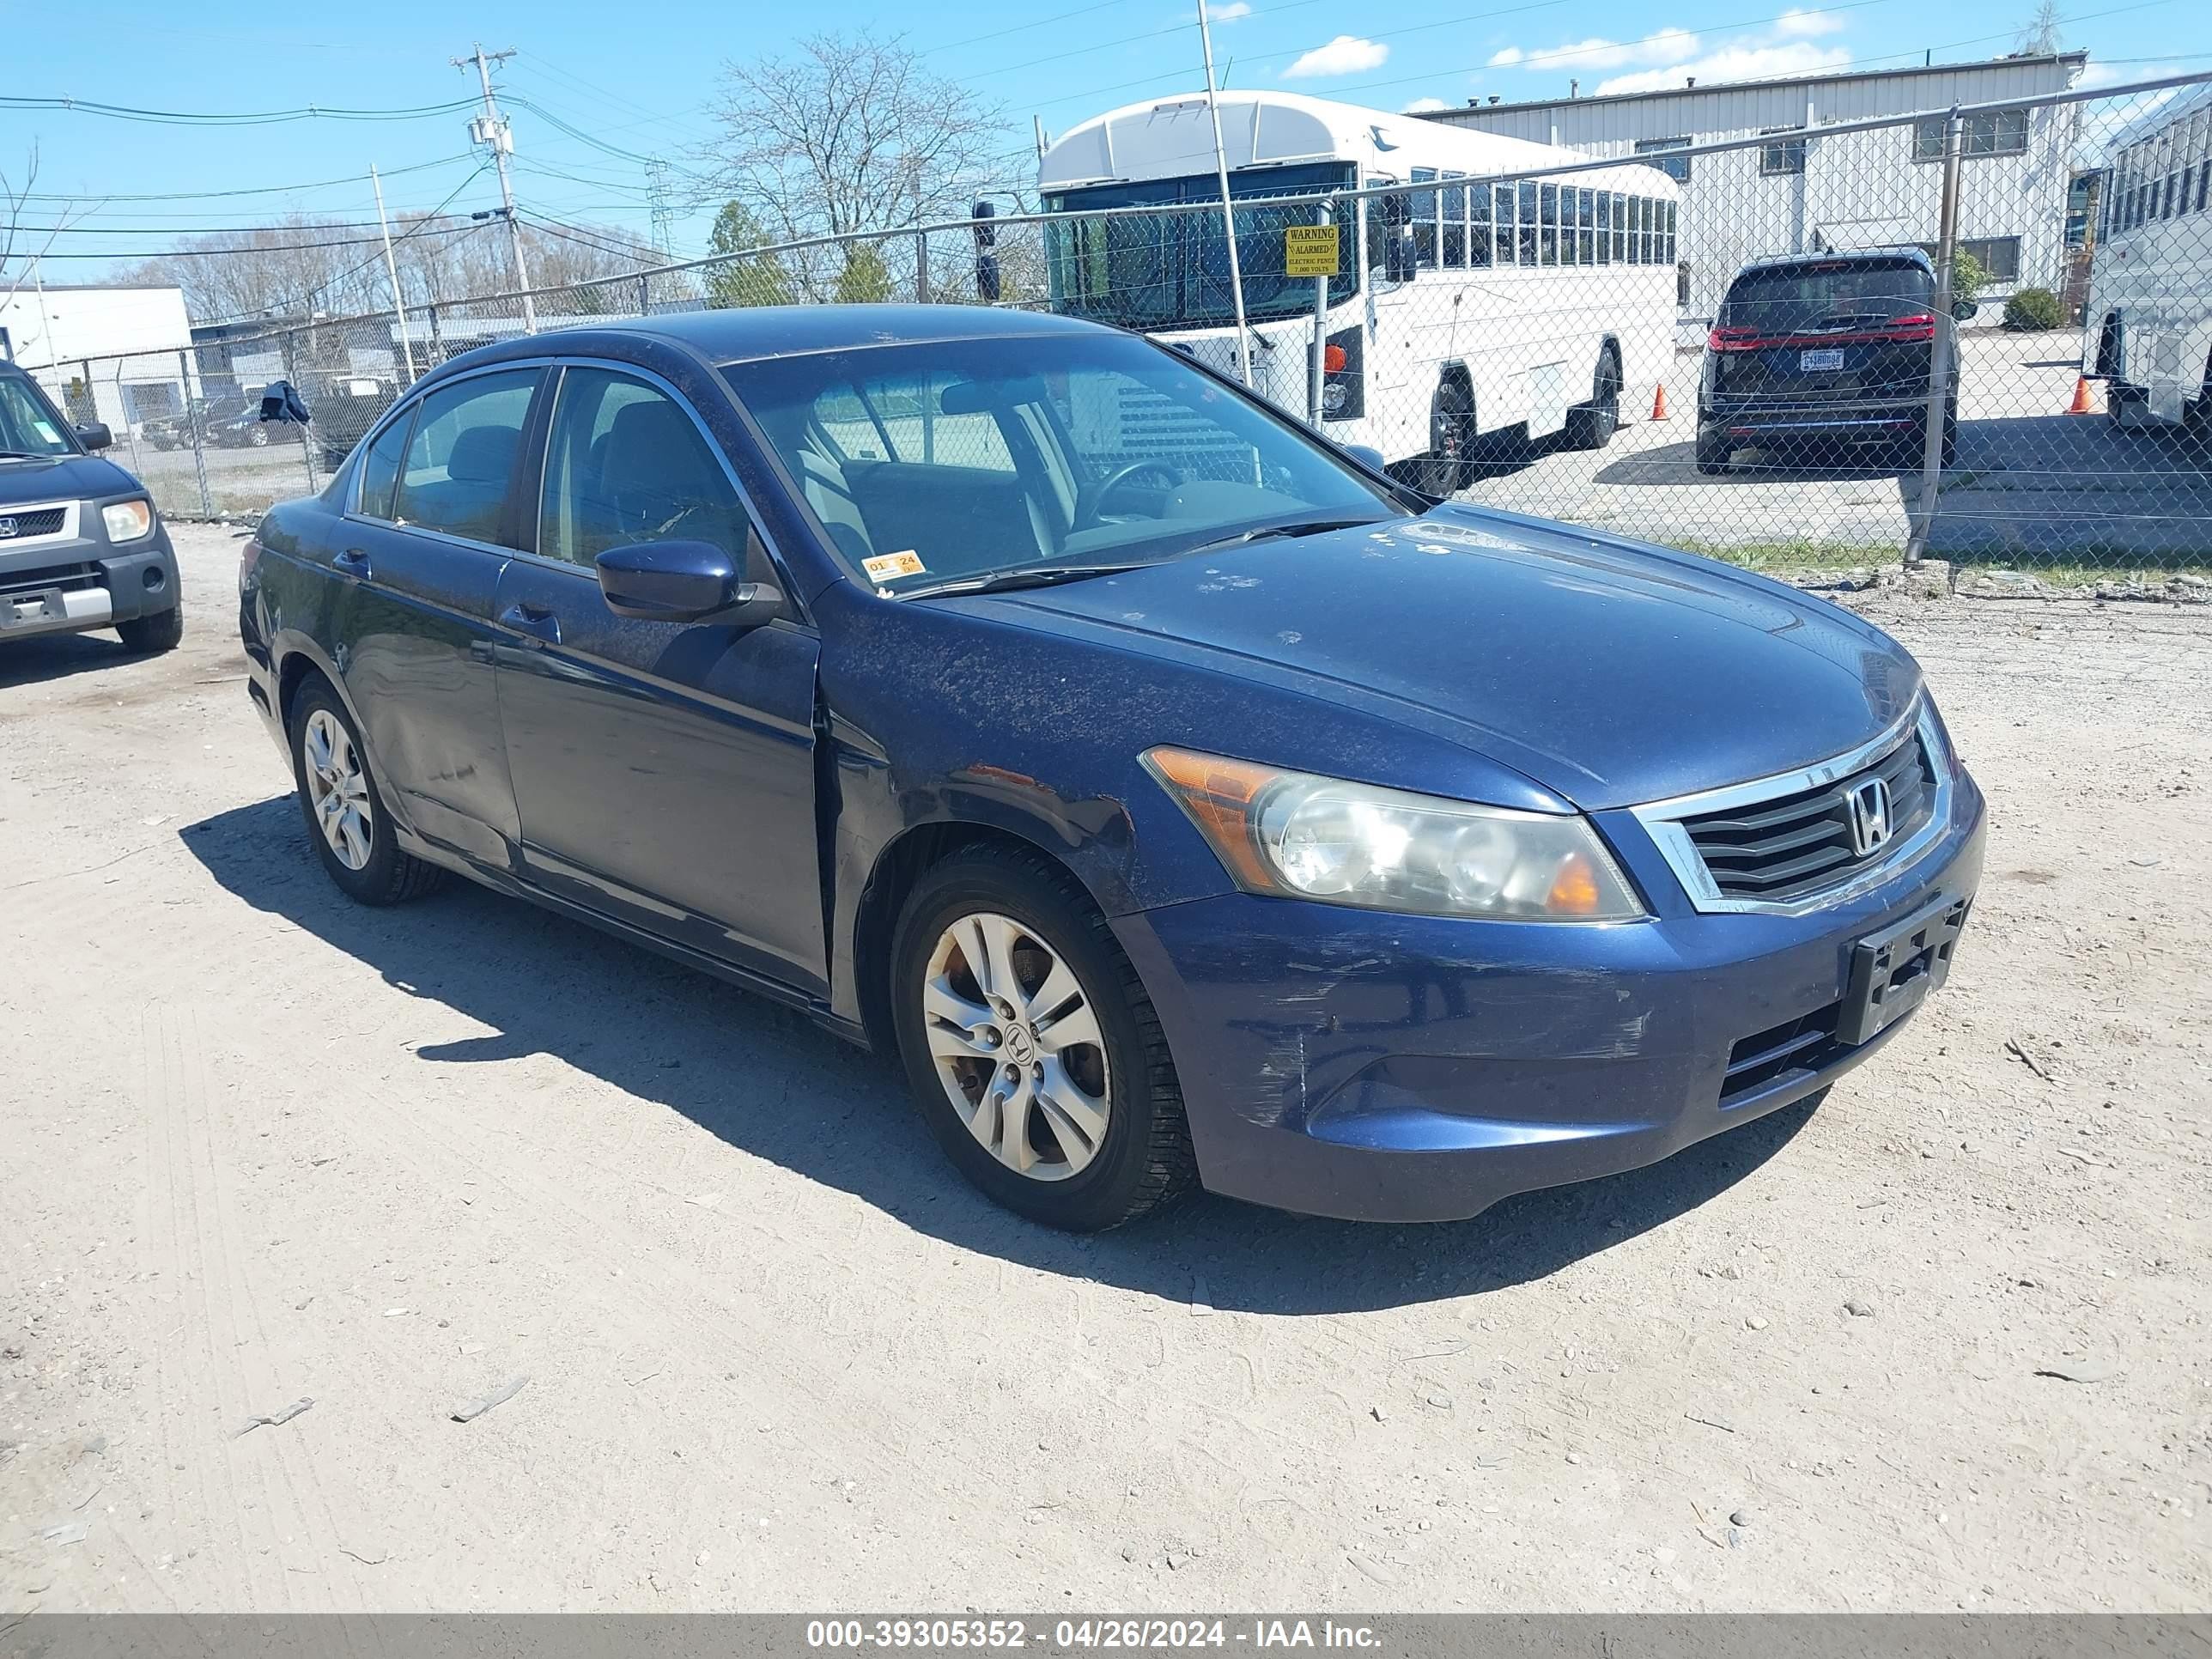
[9,0,2207,278]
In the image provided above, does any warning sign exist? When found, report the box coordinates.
[1283,223,1340,276]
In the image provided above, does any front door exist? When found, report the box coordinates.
[490,364,826,997]
[330,367,544,868]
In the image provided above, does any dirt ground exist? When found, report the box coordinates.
[3,524,2206,1614]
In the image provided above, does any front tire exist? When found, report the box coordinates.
[889,845,1194,1231]
[286,676,445,906]
[117,603,182,654]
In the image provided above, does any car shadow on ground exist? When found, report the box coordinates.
[0,629,155,690]
[180,796,1816,1316]
[1595,440,1920,489]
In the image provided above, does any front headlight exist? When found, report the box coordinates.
[101,499,153,542]
[1142,746,1646,921]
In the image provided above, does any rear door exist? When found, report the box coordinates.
[331,366,544,868]
[490,362,826,996]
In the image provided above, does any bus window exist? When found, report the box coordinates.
[1442,173,1466,267]
[1412,168,1439,269]
[1578,188,1596,265]
[1539,184,1559,265]
[1665,201,1678,264]
[1517,181,1538,265]
[1595,193,1611,265]
[1470,181,1492,267]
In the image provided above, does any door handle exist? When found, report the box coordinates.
[498,601,562,647]
[334,547,371,579]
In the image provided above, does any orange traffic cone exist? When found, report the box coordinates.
[2066,374,2100,415]
[1650,382,1669,422]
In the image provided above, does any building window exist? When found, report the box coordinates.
[1920,236,2021,284]
[1914,107,2029,161]
[1635,137,1692,184]
[1760,127,1807,176]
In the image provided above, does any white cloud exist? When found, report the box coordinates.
[1203,1,1253,21]
[1773,8,1844,36]
[1488,27,1699,74]
[1284,34,1389,77]
[1401,95,1452,112]
[1595,40,1850,94]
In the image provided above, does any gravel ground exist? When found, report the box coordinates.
[2,525,2205,1613]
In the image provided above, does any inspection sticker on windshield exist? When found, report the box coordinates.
[862,550,927,582]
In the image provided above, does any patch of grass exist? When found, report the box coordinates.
[1668,539,1902,573]
[1935,546,2212,586]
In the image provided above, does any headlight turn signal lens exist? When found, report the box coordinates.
[1141,746,1646,922]
[102,499,153,542]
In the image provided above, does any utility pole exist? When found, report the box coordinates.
[369,166,420,384]
[1196,0,1253,387]
[453,43,536,333]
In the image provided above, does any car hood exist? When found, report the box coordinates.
[979,506,1921,811]
[0,453,141,506]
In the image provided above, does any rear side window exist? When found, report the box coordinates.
[356,410,413,520]
[392,369,541,548]
[1719,262,1934,329]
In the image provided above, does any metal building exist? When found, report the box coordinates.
[1420,52,2090,322]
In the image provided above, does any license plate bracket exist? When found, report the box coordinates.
[1800,347,1846,372]
[1838,893,1971,1047]
[1,587,67,631]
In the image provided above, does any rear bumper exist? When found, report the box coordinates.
[1701,400,1936,443]
[1113,772,1985,1223]
[0,533,179,641]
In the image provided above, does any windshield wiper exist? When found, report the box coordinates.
[896,562,1156,600]
[1182,514,1390,556]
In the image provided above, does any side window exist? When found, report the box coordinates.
[392,369,540,548]
[356,409,413,520]
[538,368,751,568]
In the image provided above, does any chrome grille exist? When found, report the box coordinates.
[1679,727,1935,904]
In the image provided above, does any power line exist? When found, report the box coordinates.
[11,152,480,204]
[18,222,487,261]
[0,92,481,126]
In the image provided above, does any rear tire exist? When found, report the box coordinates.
[1694,426,1731,475]
[286,675,446,906]
[1565,348,1622,452]
[889,844,1194,1231]
[117,603,183,654]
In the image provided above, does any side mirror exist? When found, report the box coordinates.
[76,422,112,451]
[1951,297,1978,321]
[596,538,781,625]
[1342,443,1388,473]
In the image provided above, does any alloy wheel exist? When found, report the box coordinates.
[301,708,374,871]
[921,911,1112,1182]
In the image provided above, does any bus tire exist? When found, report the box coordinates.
[1414,378,1476,496]
[1565,346,1622,452]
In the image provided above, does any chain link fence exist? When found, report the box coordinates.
[30,70,2210,580]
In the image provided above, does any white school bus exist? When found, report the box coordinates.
[2085,81,2212,431]
[1038,89,1682,486]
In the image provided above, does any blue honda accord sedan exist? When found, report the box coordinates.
[239,306,1984,1230]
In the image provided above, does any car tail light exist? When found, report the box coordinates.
[238,535,264,586]
[1707,325,1764,352]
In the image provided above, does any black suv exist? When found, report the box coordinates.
[1697,249,1965,474]
[0,362,182,653]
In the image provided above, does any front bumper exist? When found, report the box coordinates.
[1114,771,1985,1222]
[0,532,179,641]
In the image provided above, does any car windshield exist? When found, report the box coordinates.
[1718,260,1934,332]
[726,331,1401,594]
[0,374,79,457]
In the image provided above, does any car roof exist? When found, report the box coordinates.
[1730,248,1935,278]
[446,304,1115,378]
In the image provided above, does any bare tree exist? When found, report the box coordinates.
[1,148,96,362]
[703,30,1008,298]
